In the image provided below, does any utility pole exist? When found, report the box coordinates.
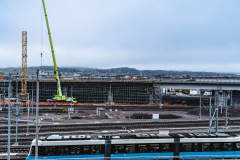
[71,86,72,108]
[159,87,162,109]
[0,82,3,108]
[7,73,11,160]
[26,95,29,135]
[35,70,39,160]
[108,84,112,107]
[4,81,5,108]
[215,74,219,134]
[41,53,42,71]
[215,90,219,134]
[199,90,201,119]
[165,88,166,103]
[31,79,33,124]
[225,95,228,128]
[14,77,19,146]
[221,92,225,114]
[199,82,201,120]
[230,89,233,107]
[208,97,212,134]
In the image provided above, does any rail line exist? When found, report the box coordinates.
[2,129,240,158]
[0,119,239,134]
[0,106,197,113]
[0,115,237,159]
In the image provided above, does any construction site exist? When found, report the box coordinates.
[1,78,220,106]
[0,2,234,107]
[1,1,240,160]
[0,80,152,104]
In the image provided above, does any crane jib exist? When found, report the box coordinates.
[42,0,62,96]
[42,0,76,103]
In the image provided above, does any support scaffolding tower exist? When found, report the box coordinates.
[1,80,153,105]
[35,81,152,104]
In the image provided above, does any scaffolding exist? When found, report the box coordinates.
[0,80,152,104]
[1,80,229,106]
[38,81,151,104]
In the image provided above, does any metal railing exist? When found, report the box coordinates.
[154,77,240,84]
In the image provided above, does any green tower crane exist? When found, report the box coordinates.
[42,0,76,103]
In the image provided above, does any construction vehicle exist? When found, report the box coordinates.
[203,91,212,96]
[42,0,76,103]
[62,108,68,113]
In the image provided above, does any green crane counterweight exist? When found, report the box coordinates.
[42,0,76,103]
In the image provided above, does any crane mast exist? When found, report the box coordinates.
[42,0,76,103]
[19,31,29,101]
[21,31,28,95]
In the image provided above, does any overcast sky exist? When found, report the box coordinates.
[1,0,240,72]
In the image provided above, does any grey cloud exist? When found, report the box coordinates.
[1,0,240,72]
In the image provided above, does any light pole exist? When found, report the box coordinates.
[31,78,33,124]
[14,73,19,146]
[159,87,162,109]
[225,95,228,128]
[35,70,39,160]
[7,73,11,160]
[199,81,201,120]
[215,74,219,134]
[26,95,29,135]
[71,86,72,108]
[208,97,212,134]
[4,80,5,108]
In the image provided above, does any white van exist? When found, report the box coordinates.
[203,91,212,96]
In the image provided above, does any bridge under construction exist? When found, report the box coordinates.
[1,78,240,106]
[0,80,152,105]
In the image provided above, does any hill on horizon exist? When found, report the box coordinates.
[0,66,236,77]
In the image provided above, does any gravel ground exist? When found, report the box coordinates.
[1,107,240,135]
[12,108,239,125]
[188,106,240,117]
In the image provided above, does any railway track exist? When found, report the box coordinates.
[0,105,235,159]
[0,105,197,114]
[1,126,240,159]
[2,128,240,157]
[0,119,239,134]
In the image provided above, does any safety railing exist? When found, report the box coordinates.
[154,77,240,84]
